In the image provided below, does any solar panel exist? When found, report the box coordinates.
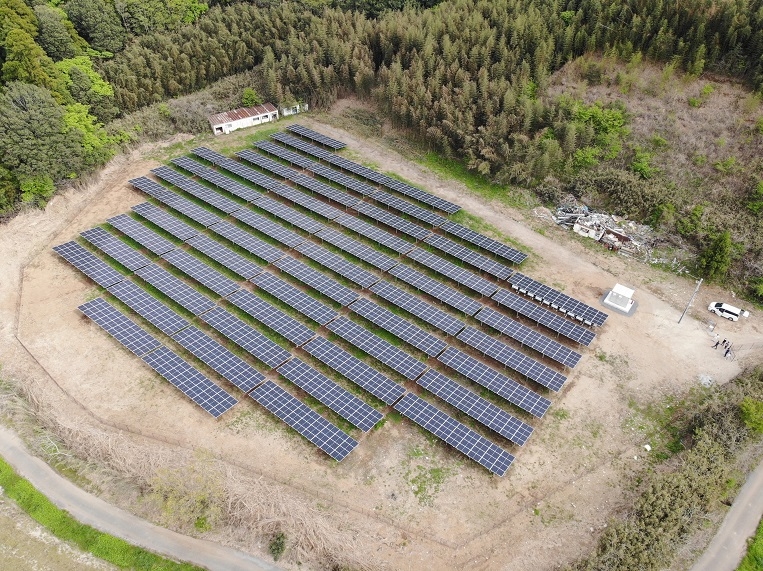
[508,273,608,327]
[276,358,382,432]
[128,176,177,203]
[492,288,596,346]
[107,279,189,335]
[186,235,262,280]
[406,248,498,297]
[295,241,379,289]
[302,336,405,405]
[274,256,358,306]
[249,381,358,461]
[226,289,315,347]
[335,214,416,254]
[161,249,240,297]
[394,393,512,476]
[349,298,446,357]
[171,156,263,203]
[130,177,222,228]
[440,220,527,265]
[107,214,176,255]
[80,227,152,272]
[141,346,238,417]
[316,228,399,271]
[78,297,160,356]
[387,264,482,316]
[372,190,446,227]
[53,241,124,288]
[424,234,514,281]
[326,316,427,380]
[209,221,285,263]
[131,202,199,240]
[252,272,337,325]
[190,147,282,200]
[199,306,291,368]
[254,140,316,169]
[266,181,344,220]
[290,173,361,208]
[416,369,533,446]
[370,280,465,337]
[457,327,567,392]
[287,124,347,149]
[231,209,305,248]
[253,196,324,234]
[437,347,550,418]
[354,202,432,241]
[236,149,293,179]
[151,166,243,214]
[135,263,216,315]
[272,131,333,160]
[172,325,265,393]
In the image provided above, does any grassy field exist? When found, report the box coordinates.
[738,516,763,571]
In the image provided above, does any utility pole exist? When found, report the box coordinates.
[678,278,703,324]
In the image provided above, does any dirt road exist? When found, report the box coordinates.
[0,427,280,571]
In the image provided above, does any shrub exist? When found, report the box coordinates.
[740,398,763,434]
[269,532,286,561]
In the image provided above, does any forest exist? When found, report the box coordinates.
[1,0,762,299]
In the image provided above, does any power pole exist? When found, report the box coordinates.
[678,278,703,324]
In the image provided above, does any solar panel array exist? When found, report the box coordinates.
[254,196,324,234]
[394,393,513,476]
[107,214,176,255]
[135,263,216,315]
[349,297,447,357]
[161,249,240,297]
[492,288,596,346]
[274,256,359,306]
[438,347,551,418]
[227,289,314,347]
[416,369,533,446]
[79,298,160,356]
[186,235,262,280]
[53,241,124,288]
[130,177,222,228]
[236,149,293,178]
[354,201,432,241]
[439,220,528,265]
[372,190,446,227]
[252,271,337,325]
[475,307,582,368]
[287,124,347,149]
[141,346,238,418]
[457,327,567,392]
[107,279,189,335]
[327,317,427,380]
[302,336,405,405]
[172,326,265,393]
[296,241,379,289]
[335,214,415,254]
[388,263,482,315]
[209,221,285,263]
[509,273,608,327]
[316,228,398,271]
[192,147,281,197]
[132,202,199,241]
[171,156,263,203]
[152,166,243,214]
[276,358,382,432]
[255,140,315,169]
[249,381,358,461]
[231,209,305,248]
[424,234,514,281]
[80,227,151,271]
[265,179,344,220]
[407,248,498,297]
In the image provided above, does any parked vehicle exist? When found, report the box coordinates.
[708,302,749,321]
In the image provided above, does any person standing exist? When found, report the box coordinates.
[724,347,732,358]
[712,339,720,349]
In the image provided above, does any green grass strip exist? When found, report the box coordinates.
[0,455,202,571]
[738,515,763,571]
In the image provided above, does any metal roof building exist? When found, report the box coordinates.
[208,103,279,135]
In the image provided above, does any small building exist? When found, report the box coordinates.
[280,102,308,117]
[208,103,279,135]
[603,283,636,315]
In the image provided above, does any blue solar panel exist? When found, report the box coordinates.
[80,227,152,271]
[388,264,481,316]
[186,235,262,280]
[231,209,305,248]
[274,256,359,306]
[171,156,263,203]
[208,221,285,263]
[226,289,315,347]
[131,202,199,241]
[424,234,514,281]
[107,214,176,256]
[53,241,124,288]
[130,177,222,228]
[316,228,399,272]
[252,272,337,326]
[107,279,190,335]
[287,124,347,149]
[295,241,379,289]
[78,297,161,356]
[161,249,240,297]
[135,263,216,315]
[151,166,243,214]
[406,248,498,297]
[440,220,527,265]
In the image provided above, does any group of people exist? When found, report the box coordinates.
[712,337,733,358]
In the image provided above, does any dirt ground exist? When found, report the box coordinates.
[0,102,761,571]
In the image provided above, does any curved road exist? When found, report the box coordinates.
[0,427,280,571]
[691,458,763,571]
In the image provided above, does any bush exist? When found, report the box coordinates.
[740,397,763,434]
[269,532,286,561]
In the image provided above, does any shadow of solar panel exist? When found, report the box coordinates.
[231,209,305,248]
[277,358,382,432]
[162,249,240,297]
[252,272,337,325]
[349,298,446,357]
[475,307,582,368]
[274,256,358,306]
[81,227,152,272]
[136,264,216,315]
[508,273,608,326]
[387,264,481,316]
[424,234,514,281]
[370,280,465,336]
[187,235,262,280]
[437,347,550,418]
[152,166,242,214]
[295,242,379,289]
[209,221,285,263]
[108,280,189,335]
[354,202,433,241]
[302,337,405,405]
[326,316,426,380]
[287,124,347,149]
[78,297,160,356]
[227,289,315,347]
[199,306,291,368]
[249,381,358,461]
[416,369,533,446]
[335,214,416,254]
[130,178,222,228]
[172,325,265,393]
[53,241,124,288]
[372,190,446,227]
[171,156,262,203]
[457,327,567,392]
[141,346,238,418]
[394,393,513,476]
[316,228,398,271]
[439,220,527,265]
[407,248,498,297]
[253,196,324,234]
[107,214,176,255]
[131,202,199,240]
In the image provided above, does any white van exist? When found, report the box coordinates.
[708,302,749,321]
